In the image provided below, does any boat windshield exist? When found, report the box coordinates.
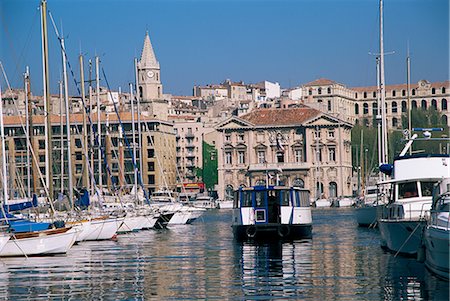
[420,181,435,197]
[398,182,418,199]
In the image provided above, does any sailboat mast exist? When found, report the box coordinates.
[88,59,94,195]
[376,57,382,183]
[130,83,137,201]
[0,85,8,204]
[59,80,64,195]
[40,0,53,200]
[96,56,102,192]
[24,67,31,199]
[79,55,89,189]
[134,58,143,179]
[406,51,412,154]
[379,0,389,165]
[61,36,74,207]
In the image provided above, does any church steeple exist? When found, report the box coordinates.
[139,31,159,69]
[137,31,163,100]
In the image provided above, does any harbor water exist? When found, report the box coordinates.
[0,208,448,300]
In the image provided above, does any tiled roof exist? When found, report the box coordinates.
[240,107,321,126]
[303,78,338,86]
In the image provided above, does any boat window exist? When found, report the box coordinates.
[255,191,265,207]
[241,191,252,207]
[234,191,239,208]
[299,191,310,207]
[281,191,290,206]
[420,181,435,197]
[398,182,418,199]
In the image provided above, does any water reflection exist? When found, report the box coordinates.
[0,209,447,300]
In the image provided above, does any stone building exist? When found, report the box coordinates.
[215,107,353,201]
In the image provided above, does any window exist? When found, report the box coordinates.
[355,93,358,99]
[75,139,82,148]
[355,103,359,115]
[372,102,378,115]
[373,91,376,98]
[75,152,82,160]
[421,100,427,110]
[225,151,232,165]
[242,191,252,207]
[315,148,322,162]
[432,88,436,95]
[257,151,265,163]
[255,191,265,207]
[147,149,154,158]
[328,130,335,138]
[431,99,437,109]
[318,88,322,95]
[294,149,303,163]
[442,87,446,94]
[442,99,448,111]
[398,182,418,199]
[39,140,45,150]
[392,90,396,97]
[225,185,234,200]
[276,151,284,163]
[363,103,368,114]
[314,130,321,138]
[412,89,416,96]
[329,182,337,198]
[225,134,231,142]
[147,162,155,171]
[238,151,245,164]
[401,101,407,112]
[75,164,82,174]
[327,100,332,111]
[39,155,45,162]
[327,87,331,94]
[281,191,290,206]
[148,175,155,184]
[392,117,398,127]
[308,89,312,96]
[412,100,417,109]
[363,92,367,98]
[293,178,304,188]
[421,181,435,197]
[391,101,397,113]
[328,147,336,162]
[238,134,244,142]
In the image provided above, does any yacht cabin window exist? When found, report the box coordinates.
[241,191,252,207]
[398,182,418,199]
[420,181,435,197]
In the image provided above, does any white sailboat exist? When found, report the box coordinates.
[423,177,450,279]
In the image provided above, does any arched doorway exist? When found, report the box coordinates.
[225,185,234,200]
[329,182,338,198]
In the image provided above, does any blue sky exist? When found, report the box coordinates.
[0,0,448,96]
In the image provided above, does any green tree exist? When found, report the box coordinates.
[202,141,218,190]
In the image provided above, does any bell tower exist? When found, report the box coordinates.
[137,31,163,100]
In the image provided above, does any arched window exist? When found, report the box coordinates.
[276,151,285,163]
[412,89,416,96]
[421,99,427,110]
[329,182,337,198]
[327,100,332,111]
[432,88,436,95]
[431,99,437,109]
[401,101,407,112]
[391,101,398,113]
[442,115,448,125]
[308,89,312,95]
[355,92,358,99]
[139,86,143,98]
[363,92,367,98]
[316,182,324,196]
[392,90,396,97]
[392,117,398,127]
[355,103,359,115]
[363,103,369,114]
[225,185,234,200]
[412,100,417,109]
[442,87,446,94]
[327,87,331,94]
[372,102,378,115]
[372,91,376,98]
[442,99,448,111]
[293,178,304,188]
[318,88,322,95]
[402,89,406,96]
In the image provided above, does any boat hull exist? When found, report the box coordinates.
[233,223,312,241]
[72,217,123,242]
[424,226,449,279]
[356,205,378,227]
[0,234,10,253]
[378,219,426,256]
[0,228,77,257]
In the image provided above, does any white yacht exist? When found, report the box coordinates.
[423,178,450,279]
[232,185,312,240]
[378,154,450,256]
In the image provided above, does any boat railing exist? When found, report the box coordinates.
[380,203,430,221]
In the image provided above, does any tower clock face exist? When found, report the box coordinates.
[147,71,155,78]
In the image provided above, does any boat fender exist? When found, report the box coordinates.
[278,225,290,238]
[246,226,257,238]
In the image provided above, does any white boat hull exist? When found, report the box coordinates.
[0,228,78,257]
[73,217,123,242]
[0,234,10,253]
[378,219,426,255]
[314,199,331,208]
[118,215,147,233]
[218,200,233,209]
[424,225,449,279]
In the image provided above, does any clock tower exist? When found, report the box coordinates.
[137,31,163,100]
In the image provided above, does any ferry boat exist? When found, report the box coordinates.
[423,178,450,279]
[232,185,312,240]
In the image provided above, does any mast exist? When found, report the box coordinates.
[59,80,64,195]
[40,0,53,200]
[79,55,89,189]
[130,83,137,201]
[61,36,74,207]
[360,129,365,193]
[0,85,8,204]
[24,67,31,199]
[134,58,143,180]
[406,49,412,154]
[315,125,320,200]
[379,0,389,165]
[376,57,382,183]
[96,56,102,192]
[88,59,94,195]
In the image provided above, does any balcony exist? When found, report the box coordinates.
[186,143,195,149]
[185,132,195,139]
[247,162,310,172]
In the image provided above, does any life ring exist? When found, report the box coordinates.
[278,225,290,238]
[246,226,257,238]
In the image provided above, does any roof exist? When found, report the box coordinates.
[240,107,321,126]
[303,78,338,86]
[139,31,159,68]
